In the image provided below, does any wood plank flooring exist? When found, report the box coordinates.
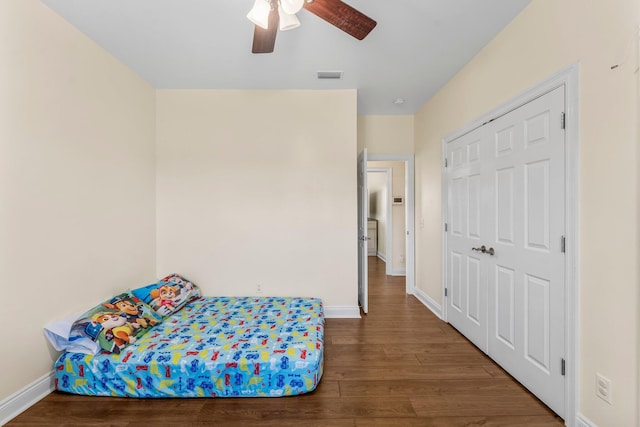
[8,257,564,426]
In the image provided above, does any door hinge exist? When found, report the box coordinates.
[561,112,566,130]
[445,288,448,297]
[444,157,448,168]
[444,223,448,232]
[561,358,566,376]
[561,235,566,253]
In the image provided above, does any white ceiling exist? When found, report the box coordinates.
[41,0,531,115]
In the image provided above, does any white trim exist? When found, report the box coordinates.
[441,63,579,425]
[368,153,415,296]
[441,140,449,322]
[390,269,406,276]
[412,287,442,319]
[0,371,54,425]
[564,63,580,427]
[324,306,361,318]
[575,414,597,427]
[385,167,393,276]
[376,251,387,262]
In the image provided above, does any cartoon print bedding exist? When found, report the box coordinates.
[54,296,324,398]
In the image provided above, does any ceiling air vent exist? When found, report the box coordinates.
[317,71,343,80]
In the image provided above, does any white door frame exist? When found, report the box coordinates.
[441,63,579,425]
[367,167,393,274]
[368,153,415,295]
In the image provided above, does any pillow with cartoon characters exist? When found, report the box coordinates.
[68,292,163,354]
[131,274,201,318]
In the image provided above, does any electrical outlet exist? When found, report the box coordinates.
[256,284,263,294]
[596,373,612,404]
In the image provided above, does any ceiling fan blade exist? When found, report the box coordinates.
[252,7,280,54]
[303,0,377,40]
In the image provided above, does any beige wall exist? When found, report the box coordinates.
[414,0,639,425]
[0,0,156,401]
[358,115,414,154]
[155,90,358,308]
[368,161,406,274]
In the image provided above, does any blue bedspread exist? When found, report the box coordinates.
[54,296,324,398]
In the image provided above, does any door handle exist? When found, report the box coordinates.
[471,245,495,256]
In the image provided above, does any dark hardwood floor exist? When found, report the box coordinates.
[8,257,564,426]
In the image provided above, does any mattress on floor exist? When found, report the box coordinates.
[54,296,324,398]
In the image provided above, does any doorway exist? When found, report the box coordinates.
[357,152,415,313]
[367,167,392,275]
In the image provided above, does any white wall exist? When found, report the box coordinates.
[414,0,639,425]
[155,90,358,308]
[0,0,156,402]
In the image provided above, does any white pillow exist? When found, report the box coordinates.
[44,313,100,355]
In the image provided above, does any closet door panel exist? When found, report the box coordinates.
[445,128,489,352]
[445,85,566,418]
[486,86,566,417]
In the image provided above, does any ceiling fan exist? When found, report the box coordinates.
[247,0,377,54]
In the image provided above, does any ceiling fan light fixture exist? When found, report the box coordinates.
[280,0,304,15]
[278,7,301,31]
[247,0,272,30]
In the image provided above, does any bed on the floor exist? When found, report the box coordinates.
[47,276,324,398]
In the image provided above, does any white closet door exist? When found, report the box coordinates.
[487,86,565,417]
[445,86,566,418]
[445,125,490,352]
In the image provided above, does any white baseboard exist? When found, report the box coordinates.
[0,371,54,425]
[412,287,442,319]
[390,269,406,276]
[324,306,361,318]
[575,414,597,427]
[376,252,386,262]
